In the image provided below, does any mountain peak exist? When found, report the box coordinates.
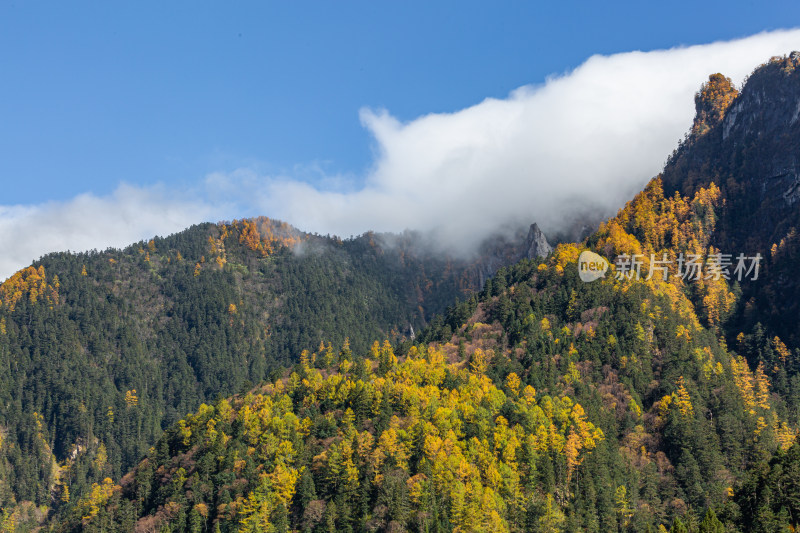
[523,222,553,260]
[466,222,552,287]
[692,73,739,137]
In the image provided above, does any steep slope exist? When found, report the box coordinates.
[0,217,550,526]
[660,52,800,353]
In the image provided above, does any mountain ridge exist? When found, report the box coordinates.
[0,214,552,528]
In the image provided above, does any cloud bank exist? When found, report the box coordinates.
[0,185,224,280]
[2,30,800,280]
[254,29,800,248]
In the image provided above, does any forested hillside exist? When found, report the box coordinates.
[0,217,548,529]
[56,179,799,530]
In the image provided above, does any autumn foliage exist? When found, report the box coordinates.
[0,265,59,311]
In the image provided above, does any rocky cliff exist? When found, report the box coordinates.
[662,51,800,346]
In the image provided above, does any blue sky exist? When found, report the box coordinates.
[3,1,798,204]
[2,2,800,279]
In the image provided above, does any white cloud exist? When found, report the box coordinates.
[2,29,800,280]
[252,29,800,251]
[0,184,223,280]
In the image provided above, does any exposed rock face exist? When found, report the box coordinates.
[661,52,800,345]
[522,222,553,259]
[663,53,800,250]
[469,223,552,288]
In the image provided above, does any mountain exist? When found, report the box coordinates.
[660,53,800,351]
[55,197,798,532]
[46,54,800,533]
[6,52,800,532]
[0,216,550,528]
